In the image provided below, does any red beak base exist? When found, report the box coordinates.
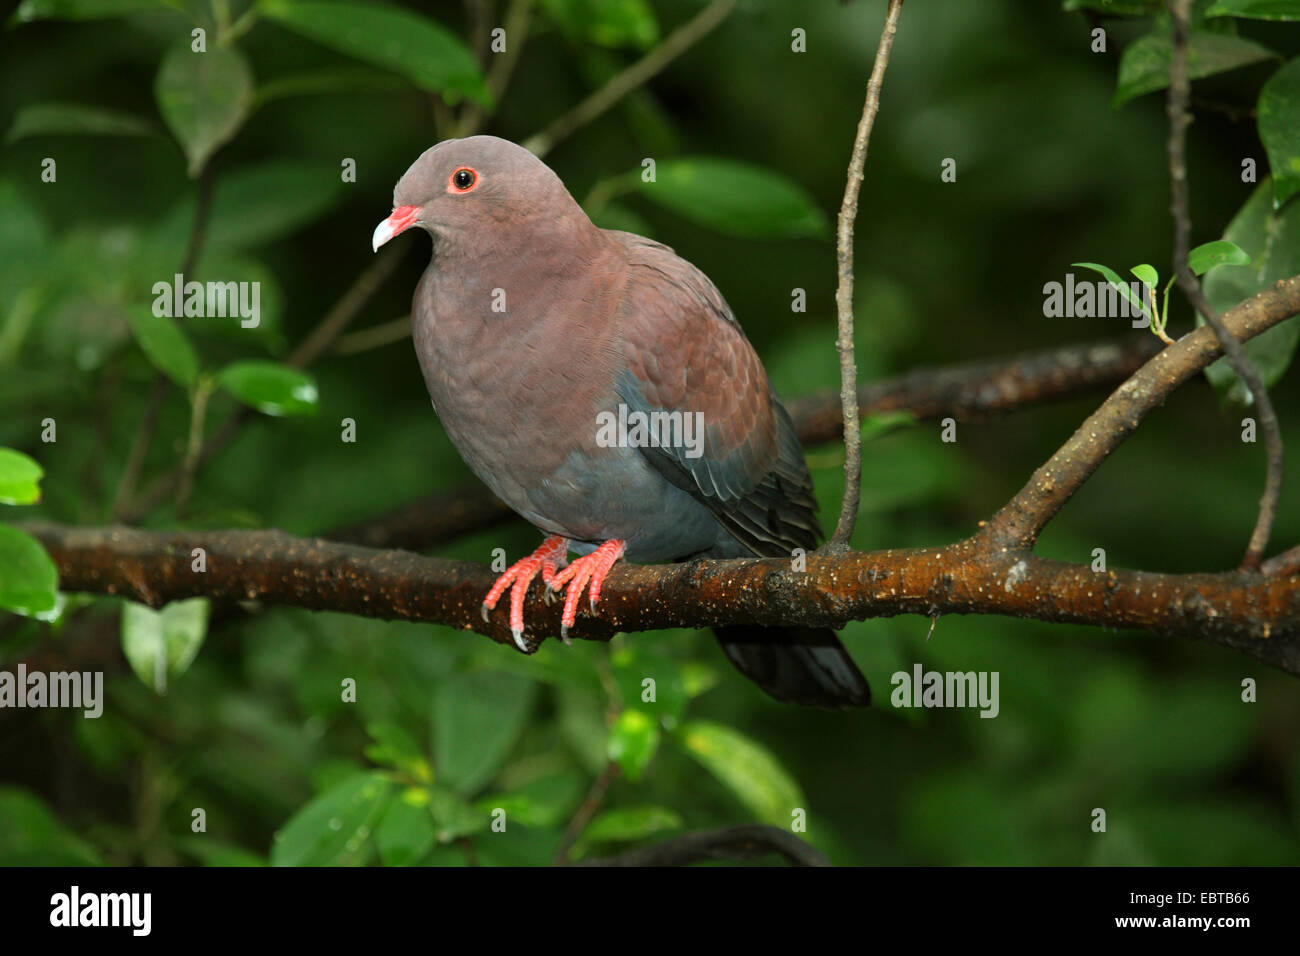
[372,205,423,252]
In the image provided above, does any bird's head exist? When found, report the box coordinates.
[372,135,582,253]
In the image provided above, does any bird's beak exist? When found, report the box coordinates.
[372,205,423,252]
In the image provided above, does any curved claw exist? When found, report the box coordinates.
[480,536,569,651]
[551,540,627,636]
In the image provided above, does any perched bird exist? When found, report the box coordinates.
[374,136,870,707]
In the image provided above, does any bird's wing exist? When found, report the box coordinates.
[608,231,821,557]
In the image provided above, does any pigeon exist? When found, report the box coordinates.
[373,135,870,707]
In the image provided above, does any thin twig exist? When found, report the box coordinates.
[112,163,216,522]
[521,0,737,158]
[827,0,904,552]
[1166,0,1282,572]
[553,761,618,865]
[456,0,535,137]
[333,315,412,356]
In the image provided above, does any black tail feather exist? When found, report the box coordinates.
[713,626,871,708]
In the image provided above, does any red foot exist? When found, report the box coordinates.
[481,535,569,651]
[548,540,627,642]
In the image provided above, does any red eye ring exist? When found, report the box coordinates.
[448,167,479,193]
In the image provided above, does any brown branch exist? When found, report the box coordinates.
[570,824,830,867]
[21,519,1300,675]
[1262,544,1300,579]
[1166,0,1283,572]
[521,0,737,158]
[554,761,618,865]
[333,335,1160,552]
[828,0,903,552]
[984,275,1300,549]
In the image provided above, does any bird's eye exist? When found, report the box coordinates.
[451,167,477,191]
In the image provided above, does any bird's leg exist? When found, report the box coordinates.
[548,540,627,643]
[481,535,570,652]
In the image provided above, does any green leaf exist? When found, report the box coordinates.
[120,598,210,693]
[204,160,349,248]
[1112,31,1275,108]
[5,103,157,144]
[271,772,393,866]
[0,787,102,865]
[254,69,407,107]
[578,805,682,846]
[1258,56,1300,207]
[10,0,170,24]
[1062,0,1162,13]
[541,0,659,50]
[611,644,686,721]
[1131,263,1159,288]
[1071,261,1150,316]
[427,784,488,841]
[432,671,537,795]
[678,720,805,827]
[607,708,660,782]
[639,159,830,239]
[217,361,319,416]
[1202,179,1300,400]
[1189,239,1251,276]
[128,306,198,388]
[261,0,490,107]
[1206,0,1300,20]
[374,789,436,866]
[0,524,58,615]
[364,722,431,781]
[861,410,917,442]
[155,39,254,177]
[0,448,43,505]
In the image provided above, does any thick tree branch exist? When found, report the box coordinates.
[829,0,903,552]
[334,336,1160,552]
[984,275,1300,549]
[21,520,1300,675]
[570,824,830,867]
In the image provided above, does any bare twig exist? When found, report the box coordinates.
[1166,0,1283,571]
[522,0,737,158]
[456,0,535,137]
[110,164,216,521]
[333,315,412,356]
[571,824,830,867]
[554,761,618,865]
[827,0,903,552]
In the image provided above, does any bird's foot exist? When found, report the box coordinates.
[548,540,627,643]
[481,535,569,652]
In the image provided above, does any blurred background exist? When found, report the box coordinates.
[1,0,1298,865]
